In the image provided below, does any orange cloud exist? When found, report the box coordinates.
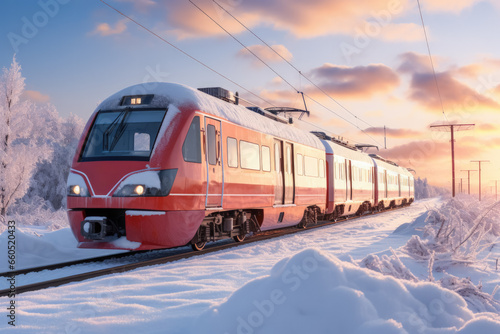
[91,19,128,36]
[162,0,415,39]
[398,52,500,112]
[22,90,50,103]
[381,139,481,163]
[309,63,400,98]
[237,44,292,67]
[260,63,400,112]
[410,72,499,112]
[475,123,499,133]
[364,127,422,138]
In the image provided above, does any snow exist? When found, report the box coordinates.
[96,82,325,150]
[110,236,141,250]
[194,248,493,334]
[1,197,499,333]
[0,227,124,273]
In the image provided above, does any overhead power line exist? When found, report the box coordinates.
[416,0,448,122]
[188,0,382,147]
[100,0,381,147]
[98,0,275,108]
[211,0,377,129]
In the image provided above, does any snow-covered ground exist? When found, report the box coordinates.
[1,197,499,333]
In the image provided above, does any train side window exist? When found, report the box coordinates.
[240,141,260,170]
[262,146,271,172]
[227,137,238,168]
[304,156,318,177]
[297,154,303,175]
[182,116,202,163]
[207,124,217,165]
[319,159,325,178]
[134,133,150,151]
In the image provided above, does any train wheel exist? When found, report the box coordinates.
[233,235,245,242]
[191,241,207,251]
[297,219,307,229]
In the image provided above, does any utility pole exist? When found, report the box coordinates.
[430,123,475,197]
[461,169,477,195]
[384,125,387,150]
[460,178,464,194]
[470,160,490,201]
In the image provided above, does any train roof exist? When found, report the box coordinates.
[370,155,414,178]
[96,82,324,150]
[321,140,373,165]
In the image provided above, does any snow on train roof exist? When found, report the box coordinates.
[321,140,373,164]
[371,155,414,177]
[96,82,324,150]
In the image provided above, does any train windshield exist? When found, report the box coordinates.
[80,109,166,161]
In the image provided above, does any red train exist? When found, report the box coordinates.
[67,83,414,251]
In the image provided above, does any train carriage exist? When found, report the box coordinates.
[67,83,326,251]
[370,155,414,209]
[321,138,375,218]
[67,82,414,251]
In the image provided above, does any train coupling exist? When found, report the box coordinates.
[81,216,117,240]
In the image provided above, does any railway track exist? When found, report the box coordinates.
[0,206,405,297]
[0,250,152,278]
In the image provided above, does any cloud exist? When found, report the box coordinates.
[22,90,50,103]
[381,139,481,163]
[237,44,292,67]
[476,123,498,132]
[398,52,435,74]
[419,0,488,13]
[117,0,156,9]
[162,0,414,39]
[410,72,499,111]
[378,23,423,42]
[91,19,128,36]
[309,63,400,98]
[398,52,500,112]
[364,127,422,138]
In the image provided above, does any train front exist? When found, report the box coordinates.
[66,84,204,250]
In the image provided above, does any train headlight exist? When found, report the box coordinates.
[67,173,89,197]
[134,185,145,195]
[113,169,177,197]
[71,185,81,195]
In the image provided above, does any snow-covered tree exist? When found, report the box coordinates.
[21,113,84,210]
[415,177,449,200]
[0,57,47,224]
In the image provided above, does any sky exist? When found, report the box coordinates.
[1,0,500,192]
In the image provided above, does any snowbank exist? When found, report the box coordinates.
[0,227,124,272]
[193,249,500,334]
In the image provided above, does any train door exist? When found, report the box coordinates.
[274,139,284,204]
[284,142,295,204]
[347,160,353,201]
[384,170,388,198]
[398,174,401,197]
[371,167,376,201]
[204,117,223,208]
